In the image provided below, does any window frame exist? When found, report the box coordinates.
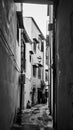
[33,65,36,77]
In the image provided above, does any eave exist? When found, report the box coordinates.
[14,0,53,4]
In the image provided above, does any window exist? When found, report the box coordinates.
[24,43,26,71]
[38,42,41,50]
[29,54,31,62]
[33,41,36,53]
[33,65,36,77]
[38,67,41,79]
[41,41,44,52]
[24,43,26,59]
[46,48,48,65]
[45,71,48,81]
[46,56,48,65]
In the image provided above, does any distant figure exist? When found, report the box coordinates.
[26,100,31,109]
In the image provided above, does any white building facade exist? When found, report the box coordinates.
[23,17,48,107]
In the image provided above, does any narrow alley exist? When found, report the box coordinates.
[1,0,73,130]
[12,104,53,130]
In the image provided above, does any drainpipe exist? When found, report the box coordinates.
[52,2,55,127]
[53,1,59,128]
[52,1,58,129]
[20,28,24,111]
[16,3,25,125]
[20,1,25,117]
[20,2,24,109]
[49,37,52,115]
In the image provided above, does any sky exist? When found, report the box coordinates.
[23,4,48,37]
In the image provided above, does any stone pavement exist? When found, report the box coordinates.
[12,104,53,130]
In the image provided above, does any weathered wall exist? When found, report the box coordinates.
[24,42,32,108]
[0,0,21,130]
[24,17,45,105]
[23,18,32,40]
[56,0,73,129]
[43,40,48,85]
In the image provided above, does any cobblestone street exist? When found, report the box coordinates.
[12,104,53,130]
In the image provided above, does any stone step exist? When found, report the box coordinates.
[11,124,54,130]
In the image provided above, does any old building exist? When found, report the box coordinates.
[0,1,23,130]
[2,0,73,130]
[21,27,33,109]
[23,17,47,106]
[43,34,49,104]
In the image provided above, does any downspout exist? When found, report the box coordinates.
[20,2,24,112]
[48,1,56,128]
[16,3,25,125]
[49,35,52,115]
[52,1,56,128]
[53,0,59,129]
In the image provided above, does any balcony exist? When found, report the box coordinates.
[31,54,43,68]
[37,56,43,67]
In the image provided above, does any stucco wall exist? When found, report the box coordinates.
[0,41,20,130]
[24,17,45,105]
[0,0,21,130]
[56,0,73,129]
[43,40,48,88]
[31,18,41,40]
[25,78,32,108]
[23,17,43,41]
[23,18,32,40]
[24,42,32,108]
[26,43,32,79]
